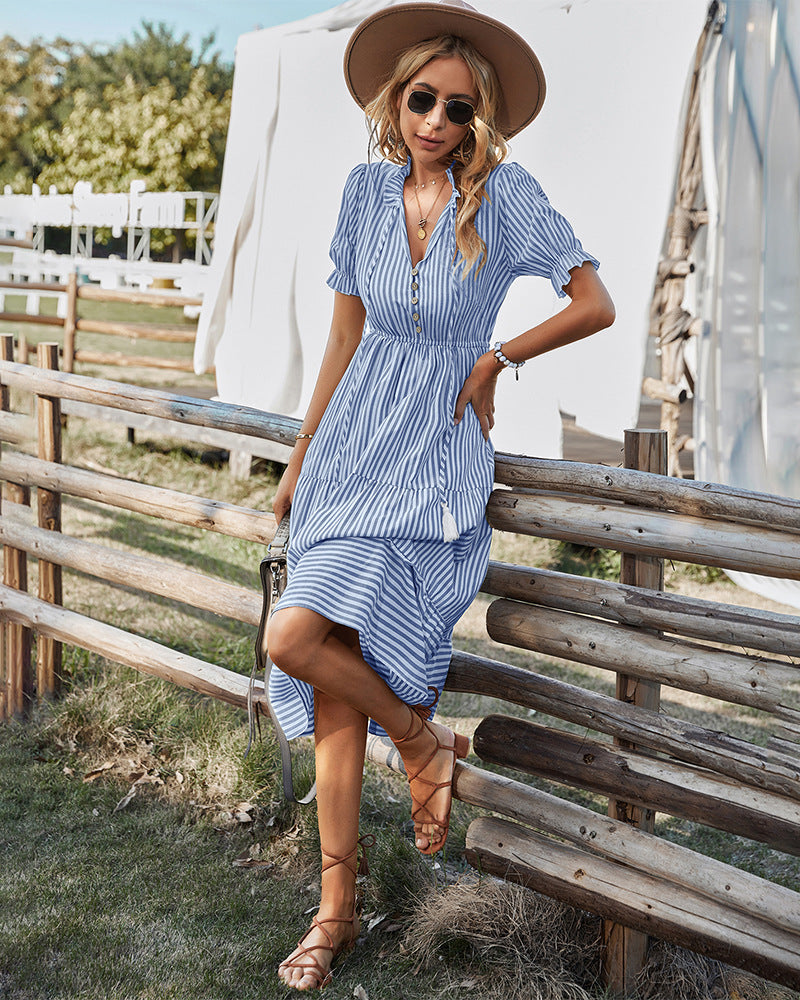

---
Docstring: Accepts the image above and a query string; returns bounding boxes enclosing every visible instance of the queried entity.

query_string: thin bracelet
[295,432,314,440]
[492,341,525,381]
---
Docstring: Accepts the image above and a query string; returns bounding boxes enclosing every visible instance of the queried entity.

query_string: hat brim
[344,2,545,138]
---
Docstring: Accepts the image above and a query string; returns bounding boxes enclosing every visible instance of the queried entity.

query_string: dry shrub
[637,941,725,1000]
[402,877,601,1000]
[639,941,800,1000]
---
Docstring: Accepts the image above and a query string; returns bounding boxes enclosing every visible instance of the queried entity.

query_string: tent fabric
[195,0,708,458]
[693,0,800,610]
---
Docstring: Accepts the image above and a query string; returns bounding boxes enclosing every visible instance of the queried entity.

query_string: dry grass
[403,878,601,1000]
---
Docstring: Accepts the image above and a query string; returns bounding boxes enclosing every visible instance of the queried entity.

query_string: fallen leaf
[63,766,74,777]
[175,771,184,784]
[113,787,137,812]
[83,762,115,783]
[353,986,369,1000]
[134,773,163,787]
[367,913,388,932]
[232,848,273,869]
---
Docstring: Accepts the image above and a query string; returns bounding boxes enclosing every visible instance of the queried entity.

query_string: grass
[1,367,799,997]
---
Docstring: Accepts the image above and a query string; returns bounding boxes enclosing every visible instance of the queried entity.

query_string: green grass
[1,356,799,998]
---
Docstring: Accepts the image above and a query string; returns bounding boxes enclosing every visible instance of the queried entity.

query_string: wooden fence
[1,344,798,996]
[0,272,202,375]
[0,286,291,475]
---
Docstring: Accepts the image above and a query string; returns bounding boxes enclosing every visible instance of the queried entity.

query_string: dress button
[411,267,419,275]
[412,312,419,321]
[411,282,418,290]
[415,326,422,333]
[411,296,418,304]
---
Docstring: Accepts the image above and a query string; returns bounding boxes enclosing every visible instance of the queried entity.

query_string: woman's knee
[267,608,320,679]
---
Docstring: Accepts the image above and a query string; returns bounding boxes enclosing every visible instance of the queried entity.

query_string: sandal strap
[320,833,376,878]
[281,913,356,989]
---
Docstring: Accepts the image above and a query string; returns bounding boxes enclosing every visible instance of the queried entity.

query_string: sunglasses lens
[446,100,474,126]
[406,91,475,126]
[407,91,436,115]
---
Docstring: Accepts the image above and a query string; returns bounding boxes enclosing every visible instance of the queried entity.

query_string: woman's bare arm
[455,262,615,439]
[272,292,366,521]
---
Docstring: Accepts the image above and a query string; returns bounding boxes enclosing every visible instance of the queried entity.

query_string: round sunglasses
[406,90,476,127]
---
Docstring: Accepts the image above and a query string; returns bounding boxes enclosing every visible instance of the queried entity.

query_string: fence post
[602,428,667,995]
[1,334,33,717]
[62,271,78,373]
[36,342,63,699]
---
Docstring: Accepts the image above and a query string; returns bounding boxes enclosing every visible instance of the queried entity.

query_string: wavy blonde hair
[365,34,509,277]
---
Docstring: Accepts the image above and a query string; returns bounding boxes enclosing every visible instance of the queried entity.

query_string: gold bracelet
[295,432,314,440]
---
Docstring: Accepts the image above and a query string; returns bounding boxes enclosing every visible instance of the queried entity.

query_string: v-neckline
[401,163,457,267]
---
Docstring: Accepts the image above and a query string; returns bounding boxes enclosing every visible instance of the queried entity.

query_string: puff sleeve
[494,162,599,297]
[326,163,368,296]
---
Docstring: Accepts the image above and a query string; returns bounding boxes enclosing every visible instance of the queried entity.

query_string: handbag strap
[246,511,317,805]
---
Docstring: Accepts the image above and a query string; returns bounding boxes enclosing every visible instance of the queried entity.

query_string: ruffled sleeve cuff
[326,269,360,296]
[549,248,600,298]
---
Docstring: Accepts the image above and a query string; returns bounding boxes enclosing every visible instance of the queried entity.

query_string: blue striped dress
[270,158,598,739]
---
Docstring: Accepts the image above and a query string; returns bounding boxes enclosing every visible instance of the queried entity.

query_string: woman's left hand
[454,352,502,440]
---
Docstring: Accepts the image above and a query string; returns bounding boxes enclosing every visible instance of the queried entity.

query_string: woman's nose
[426,100,447,128]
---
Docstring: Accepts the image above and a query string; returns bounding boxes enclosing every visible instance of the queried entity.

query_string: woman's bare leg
[278,675,368,990]
[268,607,461,852]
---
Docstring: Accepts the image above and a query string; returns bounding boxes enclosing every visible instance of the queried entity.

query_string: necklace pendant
[417,226,427,240]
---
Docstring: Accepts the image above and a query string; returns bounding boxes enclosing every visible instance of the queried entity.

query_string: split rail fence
[0,281,290,473]
[1,344,799,995]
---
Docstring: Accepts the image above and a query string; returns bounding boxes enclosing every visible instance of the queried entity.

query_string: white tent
[690,0,800,609]
[195,0,709,458]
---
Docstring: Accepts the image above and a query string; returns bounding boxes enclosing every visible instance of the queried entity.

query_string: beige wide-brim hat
[344,0,546,138]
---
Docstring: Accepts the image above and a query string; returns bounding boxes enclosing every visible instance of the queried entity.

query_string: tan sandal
[278,835,374,990]
[394,704,469,856]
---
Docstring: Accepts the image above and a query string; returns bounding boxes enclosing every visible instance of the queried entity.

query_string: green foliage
[549,540,622,580]
[0,22,232,197]
[0,36,64,188]
[59,22,232,104]
[34,69,231,194]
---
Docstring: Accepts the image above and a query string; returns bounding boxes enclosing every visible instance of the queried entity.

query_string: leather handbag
[246,511,317,804]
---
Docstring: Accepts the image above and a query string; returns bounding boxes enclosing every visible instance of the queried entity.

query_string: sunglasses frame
[406,89,476,127]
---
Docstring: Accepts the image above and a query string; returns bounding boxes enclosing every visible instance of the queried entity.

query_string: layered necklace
[411,171,448,240]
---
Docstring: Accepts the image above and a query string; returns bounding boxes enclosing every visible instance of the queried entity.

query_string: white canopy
[691,0,800,610]
[195,0,708,458]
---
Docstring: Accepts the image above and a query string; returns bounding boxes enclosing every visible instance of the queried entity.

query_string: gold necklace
[414,171,446,191]
[411,176,448,240]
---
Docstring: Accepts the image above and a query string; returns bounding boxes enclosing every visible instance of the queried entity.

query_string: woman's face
[397,55,478,170]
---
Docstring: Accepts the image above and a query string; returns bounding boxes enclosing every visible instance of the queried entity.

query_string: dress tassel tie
[441,501,459,543]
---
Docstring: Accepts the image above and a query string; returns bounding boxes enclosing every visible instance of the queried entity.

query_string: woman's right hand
[272,461,299,524]
[272,440,312,523]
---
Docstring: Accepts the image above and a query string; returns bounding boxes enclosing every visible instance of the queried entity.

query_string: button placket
[411,266,421,333]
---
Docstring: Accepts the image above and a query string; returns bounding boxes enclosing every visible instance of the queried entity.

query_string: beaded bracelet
[493,341,525,381]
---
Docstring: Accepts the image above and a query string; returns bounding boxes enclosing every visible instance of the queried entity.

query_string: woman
[268,1,615,990]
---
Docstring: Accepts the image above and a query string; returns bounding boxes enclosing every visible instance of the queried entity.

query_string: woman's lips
[416,134,443,150]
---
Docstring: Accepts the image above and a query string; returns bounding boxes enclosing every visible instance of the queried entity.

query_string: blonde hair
[365,35,509,277]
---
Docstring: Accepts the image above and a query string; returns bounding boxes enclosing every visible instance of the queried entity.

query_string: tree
[60,22,232,107]
[1,21,233,194]
[34,68,231,194]
[0,36,63,189]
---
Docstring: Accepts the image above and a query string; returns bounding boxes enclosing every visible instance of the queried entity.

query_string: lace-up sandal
[394,706,469,856]
[278,835,373,991]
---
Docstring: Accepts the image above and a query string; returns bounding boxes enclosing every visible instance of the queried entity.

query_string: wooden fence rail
[0,273,203,374]
[2,351,800,994]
